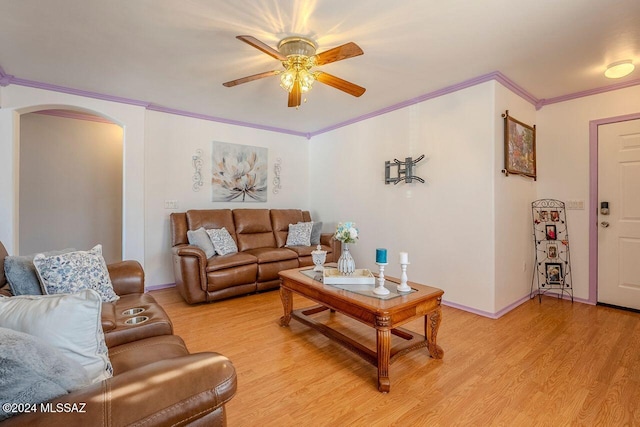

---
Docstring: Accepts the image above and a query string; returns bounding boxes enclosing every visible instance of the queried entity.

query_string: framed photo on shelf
[545,263,563,284]
[547,244,558,259]
[550,210,560,222]
[502,110,536,180]
[539,210,549,222]
[545,225,557,240]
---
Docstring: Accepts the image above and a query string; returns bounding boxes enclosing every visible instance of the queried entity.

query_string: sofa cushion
[207,227,239,256]
[33,245,119,303]
[108,335,189,375]
[187,227,216,258]
[233,209,277,251]
[286,222,313,246]
[243,247,298,264]
[206,252,258,272]
[0,327,91,421]
[0,289,113,383]
[285,244,333,258]
[270,209,304,247]
[186,209,237,238]
[4,248,75,296]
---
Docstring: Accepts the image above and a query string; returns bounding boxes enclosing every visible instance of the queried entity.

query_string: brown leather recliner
[171,208,340,304]
[0,241,237,426]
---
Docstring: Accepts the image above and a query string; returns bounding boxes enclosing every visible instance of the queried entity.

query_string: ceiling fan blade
[288,79,301,108]
[314,42,363,65]
[316,72,366,97]
[236,35,287,61]
[222,70,279,87]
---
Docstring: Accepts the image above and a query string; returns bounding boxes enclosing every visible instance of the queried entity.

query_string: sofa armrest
[320,234,341,263]
[107,260,144,295]
[1,352,237,427]
[171,244,209,304]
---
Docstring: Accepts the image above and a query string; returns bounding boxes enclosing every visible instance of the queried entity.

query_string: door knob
[601,221,610,228]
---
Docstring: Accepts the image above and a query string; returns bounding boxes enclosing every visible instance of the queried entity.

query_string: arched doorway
[18,109,123,263]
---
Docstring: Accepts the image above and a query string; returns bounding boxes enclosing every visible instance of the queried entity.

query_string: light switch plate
[566,200,584,210]
[164,200,179,209]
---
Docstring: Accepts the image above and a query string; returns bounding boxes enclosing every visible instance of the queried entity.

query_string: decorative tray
[323,268,375,285]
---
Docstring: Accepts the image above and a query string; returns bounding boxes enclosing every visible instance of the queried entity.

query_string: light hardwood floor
[151,287,640,426]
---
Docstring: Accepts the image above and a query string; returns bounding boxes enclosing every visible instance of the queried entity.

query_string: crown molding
[1,64,638,138]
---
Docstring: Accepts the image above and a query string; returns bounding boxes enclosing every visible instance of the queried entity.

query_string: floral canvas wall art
[211,141,267,202]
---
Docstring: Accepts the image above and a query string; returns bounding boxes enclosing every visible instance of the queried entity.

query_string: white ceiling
[1,0,639,134]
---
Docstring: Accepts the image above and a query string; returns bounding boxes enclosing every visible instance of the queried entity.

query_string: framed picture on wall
[545,225,557,240]
[502,110,536,180]
[550,210,560,222]
[547,244,558,259]
[545,262,562,284]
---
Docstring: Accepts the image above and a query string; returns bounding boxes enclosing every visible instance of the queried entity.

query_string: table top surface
[279,266,444,314]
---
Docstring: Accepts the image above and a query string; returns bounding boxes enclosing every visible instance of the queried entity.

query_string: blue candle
[376,248,387,263]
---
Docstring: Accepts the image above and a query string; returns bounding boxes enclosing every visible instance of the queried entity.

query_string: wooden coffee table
[278,267,444,392]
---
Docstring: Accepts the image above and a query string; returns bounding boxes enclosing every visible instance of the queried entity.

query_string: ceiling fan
[223,35,366,108]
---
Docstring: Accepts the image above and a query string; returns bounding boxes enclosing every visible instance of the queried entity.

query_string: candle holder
[374,262,390,295]
[397,262,412,292]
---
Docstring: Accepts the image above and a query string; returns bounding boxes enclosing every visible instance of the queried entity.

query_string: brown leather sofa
[0,241,237,426]
[171,208,340,304]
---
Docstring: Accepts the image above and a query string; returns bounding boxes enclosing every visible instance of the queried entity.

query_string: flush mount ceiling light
[223,35,366,108]
[604,60,635,79]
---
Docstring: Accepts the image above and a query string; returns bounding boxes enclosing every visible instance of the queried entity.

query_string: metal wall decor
[192,149,204,191]
[385,155,425,185]
[273,157,282,194]
[530,199,573,302]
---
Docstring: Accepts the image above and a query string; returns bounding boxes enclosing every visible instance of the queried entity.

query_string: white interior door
[598,119,640,310]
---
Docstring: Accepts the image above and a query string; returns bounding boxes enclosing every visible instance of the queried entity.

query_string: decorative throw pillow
[310,221,323,245]
[187,227,216,258]
[0,327,91,421]
[286,222,313,246]
[33,244,119,302]
[0,289,112,383]
[4,248,75,296]
[206,227,238,256]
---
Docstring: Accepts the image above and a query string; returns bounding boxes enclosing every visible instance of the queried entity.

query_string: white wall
[493,83,538,312]
[144,110,309,286]
[18,113,123,263]
[0,85,146,263]
[536,85,640,301]
[309,82,498,312]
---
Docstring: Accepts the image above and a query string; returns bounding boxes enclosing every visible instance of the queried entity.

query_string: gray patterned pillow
[187,227,216,258]
[286,222,313,246]
[33,245,119,302]
[206,227,238,256]
[4,248,75,296]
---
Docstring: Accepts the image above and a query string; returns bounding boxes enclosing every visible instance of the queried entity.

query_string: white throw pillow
[0,289,113,383]
[33,244,119,302]
[286,222,313,246]
[206,227,238,256]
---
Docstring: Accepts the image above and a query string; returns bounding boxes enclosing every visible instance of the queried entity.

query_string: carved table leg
[280,286,292,327]
[425,307,444,359]
[376,328,391,393]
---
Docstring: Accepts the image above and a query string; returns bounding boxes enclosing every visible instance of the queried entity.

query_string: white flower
[349,228,358,239]
[334,221,359,244]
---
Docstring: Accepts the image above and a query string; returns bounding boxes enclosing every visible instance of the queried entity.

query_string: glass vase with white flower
[334,222,358,275]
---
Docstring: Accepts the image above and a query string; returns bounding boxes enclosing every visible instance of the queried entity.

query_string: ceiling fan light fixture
[279,69,297,92]
[604,60,635,79]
